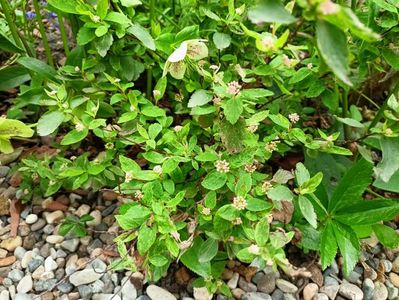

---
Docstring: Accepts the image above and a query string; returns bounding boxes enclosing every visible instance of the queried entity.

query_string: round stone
[276,279,298,293]
[339,282,363,300]
[303,283,318,300]
[390,272,399,288]
[257,272,276,294]
[25,214,38,225]
[46,235,64,244]
[146,285,177,300]
[8,269,24,282]
[17,275,33,293]
[373,282,388,300]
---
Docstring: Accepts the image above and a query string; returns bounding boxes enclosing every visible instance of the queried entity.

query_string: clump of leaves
[59,214,95,237]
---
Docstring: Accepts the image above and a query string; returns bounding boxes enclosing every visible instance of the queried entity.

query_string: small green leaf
[149,255,169,267]
[95,32,113,57]
[295,163,310,186]
[332,222,359,276]
[18,57,57,80]
[137,225,157,255]
[204,191,217,209]
[269,114,290,129]
[47,0,79,14]
[213,32,231,50]
[298,195,317,228]
[248,0,296,24]
[37,111,65,136]
[320,221,337,270]
[373,224,399,249]
[255,217,270,246]
[235,173,252,196]
[199,238,218,263]
[299,172,323,195]
[188,90,213,108]
[202,171,227,190]
[217,205,240,221]
[60,128,88,145]
[223,98,243,124]
[127,24,156,50]
[267,185,294,202]
[246,198,272,211]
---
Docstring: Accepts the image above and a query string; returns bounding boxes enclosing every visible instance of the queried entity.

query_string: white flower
[288,113,300,124]
[261,36,274,49]
[74,66,80,72]
[265,141,279,152]
[153,165,163,174]
[49,90,57,96]
[213,96,222,105]
[319,0,339,15]
[233,196,247,210]
[153,90,161,98]
[202,207,211,216]
[248,124,258,133]
[261,181,273,193]
[232,217,243,225]
[227,81,241,95]
[174,125,183,132]
[215,160,230,173]
[125,171,133,183]
[92,15,101,23]
[134,190,143,200]
[307,63,313,69]
[248,244,260,255]
[114,78,121,83]
[175,93,184,102]
[244,163,257,173]
[282,55,292,67]
[75,123,85,132]
[385,128,393,136]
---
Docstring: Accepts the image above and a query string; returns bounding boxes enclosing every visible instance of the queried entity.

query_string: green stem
[32,0,54,66]
[342,88,350,140]
[367,101,388,132]
[57,14,70,56]
[0,0,24,48]
[147,68,153,101]
[149,0,155,32]
[351,0,357,10]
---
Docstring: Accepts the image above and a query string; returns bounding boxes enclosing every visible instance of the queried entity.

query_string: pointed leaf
[248,0,296,24]
[298,195,317,228]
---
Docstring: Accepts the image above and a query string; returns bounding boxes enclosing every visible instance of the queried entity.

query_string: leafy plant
[0,118,33,153]
[59,214,95,237]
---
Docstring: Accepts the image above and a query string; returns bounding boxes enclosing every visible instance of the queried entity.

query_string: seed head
[92,15,101,23]
[385,128,393,136]
[134,190,143,200]
[265,141,279,153]
[153,165,163,174]
[213,96,222,105]
[282,55,292,67]
[215,160,230,173]
[174,125,183,132]
[233,196,247,210]
[248,124,258,133]
[202,207,211,216]
[244,163,257,173]
[261,181,273,193]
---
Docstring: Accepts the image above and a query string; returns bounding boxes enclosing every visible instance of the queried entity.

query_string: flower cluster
[227,81,241,95]
[215,160,230,173]
[233,196,247,210]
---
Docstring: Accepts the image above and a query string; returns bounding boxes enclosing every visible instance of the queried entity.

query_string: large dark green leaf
[320,221,337,270]
[328,159,373,213]
[335,199,399,225]
[316,20,352,86]
[0,66,30,91]
[18,57,57,80]
[248,0,297,24]
[0,32,24,53]
[373,170,399,193]
[332,222,359,276]
[181,237,212,278]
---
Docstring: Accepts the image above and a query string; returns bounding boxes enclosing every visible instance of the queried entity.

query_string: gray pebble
[33,278,57,292]
[8,269,24,282]
[283,294,296,300]
[363,278,374,300]
[374,282,388,300]
[31,219,46,231]
[239,277,257,292]
[28,257,44,273]
[0,166,10,177]
[61,239,80,252]
[314,294,329,300]
[43,224,55,235]
[339,282,363,300]
[15,294,32,300]
[78,285,93,300]
[275,279,298,293]
[320,284,339,299]
[257,272,276,294]
[58,282,74,293]
[242,292,272,300]
[271,289,284,300]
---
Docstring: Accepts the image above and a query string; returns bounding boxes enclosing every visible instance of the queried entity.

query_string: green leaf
[18,57,57,80]
[246,198,272,211]
[0,32,24,53]
[235,173,252,196]
[248,0,297,24]
[0,119,34,138]
[223,98,243,124]
[115,204,151,230]
[95,33,113,57]
[119,155,141,173]
[137,225,157,255]
[188,90,213,108]
[59,167,85,177]
[141,105,165,117]
[371,0,398,13]
[204,191,217,209]
[373,170,399,193]
[373,224,399,249]
[295,163,310,186]
[201,171,227,190]
[96,0,108,19]
[181,237,211,278]
[217,205,240,221]
[255,217,270,247]
[153,76,167,101]
[198,238,218,263]
[299,172,323,195]
[269,114,290,129]
[382,48,399,70]
[267,185,294,202]
[167,61,186,79]
[320,221,337,270]
[332,222,359,276]
[60,128,88,145]
[95,25,109,37]
[150,255,169,267]
[374,137,399,183]
[236,247,257,263]
[37,111,65,136]
[127,24,156,50]
[298,195,317,228]
[120,0,142,7]
[328,159,373,213]
[0,66,30,91]
[336,117,364,128]
[47,0,79,14]
[316,20,352,86]
[77,27,96,45]
[213,32,231,50]
[335,199,399,225]
[219,119,246,154]
[59,223,75,236]
[321,6,380,42]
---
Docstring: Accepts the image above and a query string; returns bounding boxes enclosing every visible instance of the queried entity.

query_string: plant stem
[342,88,350,140]
[146,0,155,100]
[0,0,24,49]
[32,0,54,66]
[57,14,70,56]
[351,0,357,10]
[367,100,388,132]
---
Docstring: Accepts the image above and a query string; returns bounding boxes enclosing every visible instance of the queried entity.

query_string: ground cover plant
[1,0,399,296]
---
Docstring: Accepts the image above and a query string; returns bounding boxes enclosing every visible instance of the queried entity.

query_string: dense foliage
[1,0,399,295]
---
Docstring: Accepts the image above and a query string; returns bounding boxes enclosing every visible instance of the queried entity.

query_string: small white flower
[92,15,101,23]
[114,78,121,83]
[175,93,184,102]
[215,160,230,173]
[202,207,211,216]
[228,236,235,242]
[261,181,273,193]
[125,171,133,183]
[24,189,30,195]
[248,244,260,255]
[210,65,219,71]
[232,218,243,225]
[153,165,163,174]
[62,103,69,109]
[385,128,393,136]
[49,90,57,96]
[75,123,85,132]
[261,36,274,49]
[319,0,339,15]
[70,156,77,161]
[227,81,242,95]
[174,125,183,132]
[244,163,257,173]
[282,55,292,67]
[179,239,193,250]
[74,66,80,72]
[307,63,313,69]
[153,90,161,98]
[265,141,279,152]
[130,105,136,112]
[213,96,222,105]
[248,124,258,133]
[134,190,143,200]
[288,113,300,124]
[233,196,247,210]
[105,142,114,150]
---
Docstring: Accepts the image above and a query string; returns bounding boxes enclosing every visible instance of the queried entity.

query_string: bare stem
[32,0,54,66]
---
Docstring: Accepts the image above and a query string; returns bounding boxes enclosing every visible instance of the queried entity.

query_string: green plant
[0,118,33,153]
[59,214,95,237]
